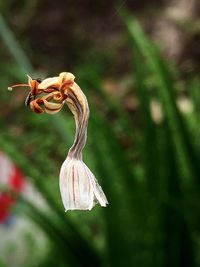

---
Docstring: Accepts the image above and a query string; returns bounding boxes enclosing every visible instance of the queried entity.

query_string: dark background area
[0,1,200,267]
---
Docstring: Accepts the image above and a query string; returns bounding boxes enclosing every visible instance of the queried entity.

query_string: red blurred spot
[10,166,25,192]
[0,194,15,223]
[0,152,26,224]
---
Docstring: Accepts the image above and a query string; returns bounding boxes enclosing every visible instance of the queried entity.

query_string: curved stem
[66,85,90,160]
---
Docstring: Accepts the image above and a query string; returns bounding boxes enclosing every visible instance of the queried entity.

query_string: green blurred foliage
[0,1,200,267]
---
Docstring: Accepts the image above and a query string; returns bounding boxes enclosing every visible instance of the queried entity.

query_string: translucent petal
[59,158,108,211]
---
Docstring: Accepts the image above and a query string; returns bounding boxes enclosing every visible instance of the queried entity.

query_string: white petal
[83,163,108,207]
[59,157,108,211]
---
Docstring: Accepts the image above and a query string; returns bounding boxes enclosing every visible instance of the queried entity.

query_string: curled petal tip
[43,99,63,114]
[8,87,13,91]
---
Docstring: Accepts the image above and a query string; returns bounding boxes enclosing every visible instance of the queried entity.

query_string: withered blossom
[8,72,108,211]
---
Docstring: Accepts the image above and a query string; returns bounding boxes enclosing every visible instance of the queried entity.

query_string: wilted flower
[9,72,108,211]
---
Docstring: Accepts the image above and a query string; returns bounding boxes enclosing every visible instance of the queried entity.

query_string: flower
[8,72,108,211]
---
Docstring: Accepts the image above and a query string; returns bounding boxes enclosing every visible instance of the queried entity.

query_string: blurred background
[0,0,200,266]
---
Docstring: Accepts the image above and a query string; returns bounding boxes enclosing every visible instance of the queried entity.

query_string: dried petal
[43,99,63,114]
[30,100,44,114]
[59,72,75,84]
[38,77,60,90]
